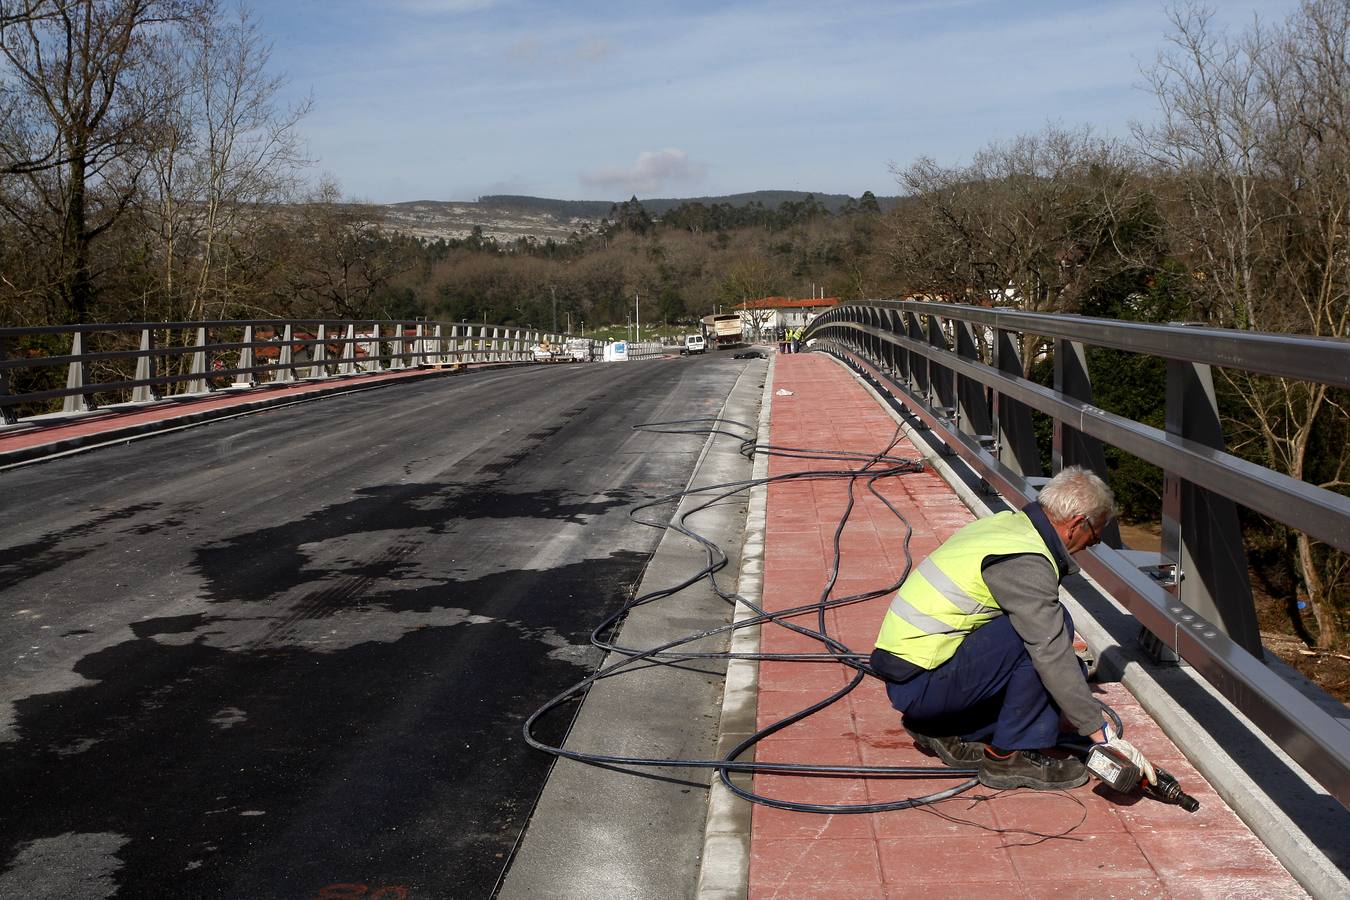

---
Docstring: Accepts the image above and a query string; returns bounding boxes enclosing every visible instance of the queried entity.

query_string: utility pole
[635,292,640,342]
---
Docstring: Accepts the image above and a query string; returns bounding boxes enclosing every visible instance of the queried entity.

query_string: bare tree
[185,2,308,318]
[278,178,409,320]
[718,251,783,308]
[140,1,309,321]
[888,126,1160,373]
[1139,1,1350,647]
[0,0,200,320]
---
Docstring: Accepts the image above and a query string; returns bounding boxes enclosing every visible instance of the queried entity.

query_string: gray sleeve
[983,554,1101,736]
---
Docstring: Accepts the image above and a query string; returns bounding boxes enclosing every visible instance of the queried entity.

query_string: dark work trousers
[883,609,1075,751]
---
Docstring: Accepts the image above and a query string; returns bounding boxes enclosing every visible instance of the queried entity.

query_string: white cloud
[579,149,708,196]
[509,35,542,61]
[576,38,614,62]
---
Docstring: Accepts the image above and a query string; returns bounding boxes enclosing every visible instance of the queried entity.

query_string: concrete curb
[497,357,765,900]
[0,364,533,469]
[835,353,1350,900]
[695,355,774,900]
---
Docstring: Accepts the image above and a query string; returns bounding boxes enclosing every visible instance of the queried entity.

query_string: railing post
[875,312,886,368]
[235,325,256,387]
[366,323,383,372]
[339,324,357,375]
[993,328,1040,477]
[132,328,158,402]
[0,333,19,424]
[905,311,927,398]
[307,324,328,379]
[184,326,210,393]
[926,315,956,419]
[273,324,296,383]
[432,324,445,365]
[954,320,992,442]
[1052,337,1118,546]
[389,323,405,369]
[414,322,426,367]
[881,309,901,378]
[1162,359,1262,655]
[62,331,95,413]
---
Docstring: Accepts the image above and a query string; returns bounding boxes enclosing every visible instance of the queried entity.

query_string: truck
[700,313,744,350]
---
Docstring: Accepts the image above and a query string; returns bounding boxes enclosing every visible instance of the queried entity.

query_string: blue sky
[258,0,1299,203]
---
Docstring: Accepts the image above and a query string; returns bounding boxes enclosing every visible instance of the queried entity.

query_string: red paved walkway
[749,353,1304,899]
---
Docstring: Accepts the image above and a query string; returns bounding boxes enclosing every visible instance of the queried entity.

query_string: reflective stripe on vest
[875,511,1057,670]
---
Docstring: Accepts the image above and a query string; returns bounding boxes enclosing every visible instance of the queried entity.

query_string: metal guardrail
[0,319,661,423]
[804,300,1350,808]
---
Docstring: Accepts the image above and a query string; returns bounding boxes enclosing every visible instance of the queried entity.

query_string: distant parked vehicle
[700,314,743,350]
[682,334,707,355]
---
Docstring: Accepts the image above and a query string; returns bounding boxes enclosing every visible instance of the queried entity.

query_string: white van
[683,334,706,355]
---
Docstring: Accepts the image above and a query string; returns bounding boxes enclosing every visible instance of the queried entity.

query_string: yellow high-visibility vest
[875,511,1057,670]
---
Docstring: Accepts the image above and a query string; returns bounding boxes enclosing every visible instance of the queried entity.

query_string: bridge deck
[0,353,1315,896]
[750,353,1303,898]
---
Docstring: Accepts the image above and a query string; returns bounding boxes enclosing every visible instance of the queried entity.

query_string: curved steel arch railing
[804,300,1350,808]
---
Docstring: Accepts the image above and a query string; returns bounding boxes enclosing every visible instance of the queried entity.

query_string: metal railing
[0,319,652,423]
[804,299,1350,807]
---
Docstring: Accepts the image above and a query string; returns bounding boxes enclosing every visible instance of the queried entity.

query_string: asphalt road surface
[0,354,754,899]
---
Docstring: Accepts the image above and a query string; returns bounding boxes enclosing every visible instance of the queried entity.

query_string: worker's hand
[1096,722,1157,785]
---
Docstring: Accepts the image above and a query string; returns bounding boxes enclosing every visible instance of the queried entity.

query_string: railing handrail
[829,318,1350,552]
[0,317,523,337]
[843,299,1350,388]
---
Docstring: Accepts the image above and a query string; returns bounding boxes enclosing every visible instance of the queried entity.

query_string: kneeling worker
[870,466,1152,790]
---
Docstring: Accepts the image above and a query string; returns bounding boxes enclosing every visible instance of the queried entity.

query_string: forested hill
[466,190,901,218]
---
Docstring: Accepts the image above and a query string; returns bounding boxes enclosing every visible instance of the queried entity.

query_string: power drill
[1085,744,1200,812]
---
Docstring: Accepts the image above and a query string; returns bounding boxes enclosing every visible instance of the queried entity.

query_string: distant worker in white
[871,467,1155,790]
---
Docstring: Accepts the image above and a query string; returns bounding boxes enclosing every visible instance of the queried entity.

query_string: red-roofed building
[735,296,841,340]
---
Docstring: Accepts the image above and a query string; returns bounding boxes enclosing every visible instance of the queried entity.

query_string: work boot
[903,724,986,768]
[978,747,1089,790]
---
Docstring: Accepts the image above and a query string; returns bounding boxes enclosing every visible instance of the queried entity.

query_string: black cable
[522,414,1115,816]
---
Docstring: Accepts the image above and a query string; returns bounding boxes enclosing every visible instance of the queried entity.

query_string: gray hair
[1038,466,1116,526]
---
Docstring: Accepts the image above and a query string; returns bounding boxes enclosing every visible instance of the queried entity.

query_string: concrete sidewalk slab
[737,353,1307,899]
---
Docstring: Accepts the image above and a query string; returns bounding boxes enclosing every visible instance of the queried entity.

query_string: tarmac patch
[0,831,128,899]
